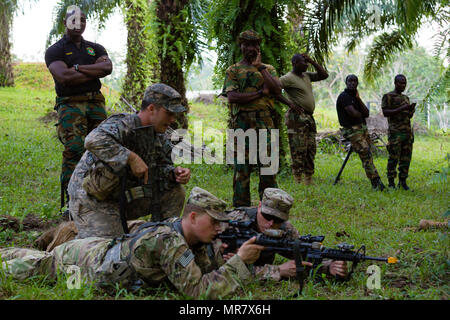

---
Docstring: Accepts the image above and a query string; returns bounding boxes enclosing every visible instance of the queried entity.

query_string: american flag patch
[178,249,194,268]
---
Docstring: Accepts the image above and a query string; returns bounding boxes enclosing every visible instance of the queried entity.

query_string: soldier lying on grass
[0,188,263,299]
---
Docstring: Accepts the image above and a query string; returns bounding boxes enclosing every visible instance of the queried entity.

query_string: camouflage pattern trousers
[0,237,114,287]
[285,109,317,177]
[341,124,380,181]
[387,131,414,180]
[55,92,107,197]
[231,112,278,207]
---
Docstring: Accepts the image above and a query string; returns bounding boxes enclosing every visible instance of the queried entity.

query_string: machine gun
[218,220,398,294]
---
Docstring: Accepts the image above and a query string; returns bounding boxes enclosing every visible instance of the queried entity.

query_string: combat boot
[371,177,385,191]
[388,178,396,189]
[398,178,410,191]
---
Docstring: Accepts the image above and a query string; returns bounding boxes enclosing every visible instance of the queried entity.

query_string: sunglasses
[261,212,285,224]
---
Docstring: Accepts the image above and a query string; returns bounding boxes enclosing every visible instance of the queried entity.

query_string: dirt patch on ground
[39,110,58,124]
[0,214,62,232]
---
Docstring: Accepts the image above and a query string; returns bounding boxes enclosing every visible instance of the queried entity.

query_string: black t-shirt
[45,35,108,97]
[336,89,365,128]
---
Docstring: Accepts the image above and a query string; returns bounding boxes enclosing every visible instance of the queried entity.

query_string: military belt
[125,185,153,203]
[55,91,104,105]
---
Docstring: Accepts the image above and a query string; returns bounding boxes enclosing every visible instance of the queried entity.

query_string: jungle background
[0,0,448,300]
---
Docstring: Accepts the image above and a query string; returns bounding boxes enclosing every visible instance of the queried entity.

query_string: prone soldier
[220,188,348,281]
[0,188,264,299]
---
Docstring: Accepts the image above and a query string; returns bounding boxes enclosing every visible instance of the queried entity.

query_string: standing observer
[279,53,328,185]
[223,30,280,207]
[45,6,112,209]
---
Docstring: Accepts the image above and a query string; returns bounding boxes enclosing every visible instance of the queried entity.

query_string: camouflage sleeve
[253,264,282,281]
[160,236,252,299]
[224,66,239,94]
[266,64,278,78]
[84,115,132,173]
[381,94,390,111]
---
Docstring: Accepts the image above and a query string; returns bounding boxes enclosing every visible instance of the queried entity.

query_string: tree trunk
[122,0,153,109]
[156,0,189,129]
[0,8,14,87]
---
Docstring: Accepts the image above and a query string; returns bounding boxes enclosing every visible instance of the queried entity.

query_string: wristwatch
[74,64,79,72]
[257,65,267,72]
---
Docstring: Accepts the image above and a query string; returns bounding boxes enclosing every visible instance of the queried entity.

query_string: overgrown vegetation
[0,64,448,300]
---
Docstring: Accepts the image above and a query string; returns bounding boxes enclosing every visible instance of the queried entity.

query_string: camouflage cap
[238,29,261,44]
[260,188,293,221]
[187,187,228,221]
[142,83,186,113]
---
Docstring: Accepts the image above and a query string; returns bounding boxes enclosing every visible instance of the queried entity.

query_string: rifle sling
[293,240,306,295]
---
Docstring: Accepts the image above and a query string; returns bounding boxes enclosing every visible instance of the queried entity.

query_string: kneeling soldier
[68,83,191,238]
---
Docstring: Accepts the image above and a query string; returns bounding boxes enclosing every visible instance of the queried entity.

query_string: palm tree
[0,0,18,87]
[299,0,449,82]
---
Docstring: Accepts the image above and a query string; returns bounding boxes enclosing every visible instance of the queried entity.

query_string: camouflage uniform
[69,84,186,239]
[0,188,253,299]
[281,71,322,179]
[55,93,108,200]
[224,30,278,207]
[222,188,331,281]
[382,91,414,180]
[284,109,317,178]
[341,124,380,180]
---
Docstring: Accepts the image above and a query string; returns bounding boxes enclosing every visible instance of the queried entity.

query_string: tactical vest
[98,219,217,291]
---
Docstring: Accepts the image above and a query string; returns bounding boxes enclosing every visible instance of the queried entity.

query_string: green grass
[0,64,449,300]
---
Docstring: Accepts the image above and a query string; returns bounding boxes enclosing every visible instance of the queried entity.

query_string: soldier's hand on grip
[128,151,148,184]
[237,236,264,264]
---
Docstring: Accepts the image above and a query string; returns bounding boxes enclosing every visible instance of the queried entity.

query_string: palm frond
[47,0,122,46]
[363,30,414,83]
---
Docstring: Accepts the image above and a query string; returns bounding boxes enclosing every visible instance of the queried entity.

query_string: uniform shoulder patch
[87,47,96,56]
[177,249,195,268]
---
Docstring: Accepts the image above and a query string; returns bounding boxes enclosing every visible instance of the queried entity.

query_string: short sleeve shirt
[45,35,108,97]
[280,71,320,114]
[223,62,278,115]
[336,89,364,128]
[381,91,412,133]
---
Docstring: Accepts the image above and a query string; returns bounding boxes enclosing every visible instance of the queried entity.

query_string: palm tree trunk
[156,0,189,129]
[122,0,153,108]
[0,6,14,87]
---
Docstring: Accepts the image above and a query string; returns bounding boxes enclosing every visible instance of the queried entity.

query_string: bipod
[333,146,353,185]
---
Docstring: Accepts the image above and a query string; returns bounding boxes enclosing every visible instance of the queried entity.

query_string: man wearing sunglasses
[222,188,348,281]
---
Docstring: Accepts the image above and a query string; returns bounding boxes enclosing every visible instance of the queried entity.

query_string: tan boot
[304,174,313,185]
[419,219,449,230]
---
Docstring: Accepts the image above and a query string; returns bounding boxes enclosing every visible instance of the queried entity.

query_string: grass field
[0,64,448,300]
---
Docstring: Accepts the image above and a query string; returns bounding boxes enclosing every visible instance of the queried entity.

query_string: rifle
[218,220,398,294]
